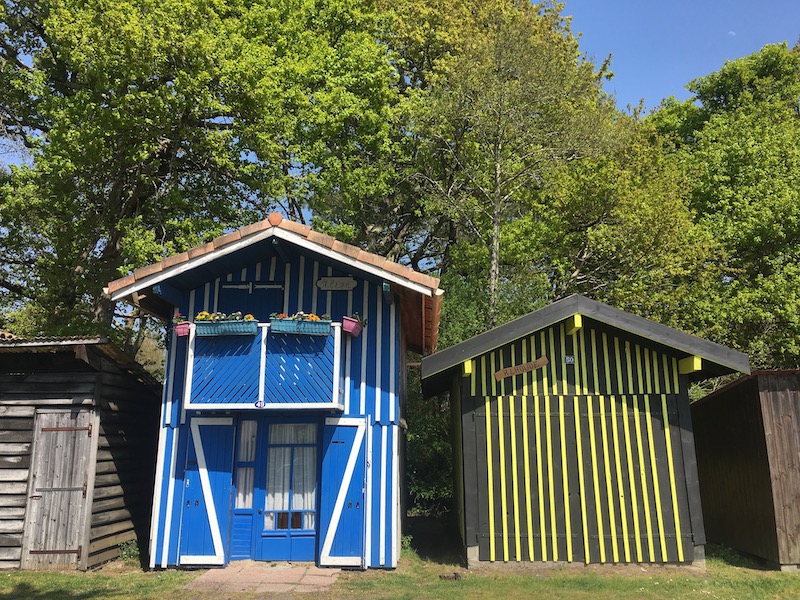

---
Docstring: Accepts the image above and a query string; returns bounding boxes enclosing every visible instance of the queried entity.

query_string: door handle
[258,509,263,514]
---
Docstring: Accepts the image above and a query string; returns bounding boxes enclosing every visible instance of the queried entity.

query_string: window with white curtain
[264,423,317,531]
[236,420,257,509]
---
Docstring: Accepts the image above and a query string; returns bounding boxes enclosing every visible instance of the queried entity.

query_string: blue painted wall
[148,250,404,569]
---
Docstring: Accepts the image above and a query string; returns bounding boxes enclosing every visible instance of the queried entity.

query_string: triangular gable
[106,213,442,354]
[421,294,750,396]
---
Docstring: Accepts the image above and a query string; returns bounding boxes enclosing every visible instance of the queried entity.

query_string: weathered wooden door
[21,409,95,570]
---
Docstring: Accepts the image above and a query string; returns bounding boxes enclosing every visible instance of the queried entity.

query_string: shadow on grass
[405,514,463,565]
[0,583,98,600]
[706,543,773,571]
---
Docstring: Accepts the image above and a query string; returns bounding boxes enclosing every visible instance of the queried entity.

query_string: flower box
[270,318,332,336]
[342,316,363,338]
[175,322,191,337]
[195,320,259,337]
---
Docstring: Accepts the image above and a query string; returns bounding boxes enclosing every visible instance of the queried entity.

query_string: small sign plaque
[494,356,549,381]
[564,355,575,365]
[316,277,357,291]
[254,400,266,408]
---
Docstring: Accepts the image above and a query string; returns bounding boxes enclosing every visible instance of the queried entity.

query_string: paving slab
[185,561,341,596]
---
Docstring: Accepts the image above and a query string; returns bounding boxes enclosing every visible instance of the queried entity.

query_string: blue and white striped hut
[107,213,442,569]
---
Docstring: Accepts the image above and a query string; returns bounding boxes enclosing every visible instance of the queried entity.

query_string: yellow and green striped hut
[420,295,749,566]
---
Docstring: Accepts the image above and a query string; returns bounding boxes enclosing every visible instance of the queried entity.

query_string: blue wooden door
[319,418,367,567]
[254,422,319,561]
[179,417,234,566]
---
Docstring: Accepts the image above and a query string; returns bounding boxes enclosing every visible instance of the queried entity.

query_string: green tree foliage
[650,43,800,367]
[413,1,617,328]
[0,0,395,343]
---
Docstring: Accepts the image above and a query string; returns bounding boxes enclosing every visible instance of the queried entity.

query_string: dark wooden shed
[692,370,800,570]
[0,337,161,570]
[421,295,750,567]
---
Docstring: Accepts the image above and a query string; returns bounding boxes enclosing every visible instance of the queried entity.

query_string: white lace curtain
[265,424,317,530]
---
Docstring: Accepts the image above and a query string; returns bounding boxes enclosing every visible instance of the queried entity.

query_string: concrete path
[184,560,341,596]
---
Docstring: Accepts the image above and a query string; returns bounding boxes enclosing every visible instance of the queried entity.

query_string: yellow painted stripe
[610,395,631,562]
[599,395,619,562]
[485,395,495,561]
[663,355,672,395]
[574,396,590,563]
[481,355,488,397]
[522,395,534,560]
[574,324,584,396]
[491,352,498,397]
[522,339,529,396]
[509,396,521,561]
[498,396,509,561]
[541,332,550,400]
[559,395,573,561]
[471,356,477,396]
[510,345,518,396]
[652,352,661,394]
[579,327,589,394]
[535,394,547,561]
[635,345,645,395]
[595,331,605,396]
[545,394,558,561]
[644,395,668,562]
[559,324,568,395]
[633,395,655,561]
[548,328,558,396]
[587,395,606,562]
[621,396,643,561]
[671,358,680,397]
[611,335,623,396]
[661,394,685,562]
[644,348,653,394]
[498,351,506,397]
[624,341,635,394]
[530,335,539,396]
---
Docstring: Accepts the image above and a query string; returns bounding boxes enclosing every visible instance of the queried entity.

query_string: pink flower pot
[342,316,363,338]
[175,322,191,337]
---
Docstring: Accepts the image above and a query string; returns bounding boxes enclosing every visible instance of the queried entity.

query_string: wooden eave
[421,294,751,397]
[106,212,442,355]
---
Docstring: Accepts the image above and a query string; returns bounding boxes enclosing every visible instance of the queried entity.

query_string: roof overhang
[421,294,751,397]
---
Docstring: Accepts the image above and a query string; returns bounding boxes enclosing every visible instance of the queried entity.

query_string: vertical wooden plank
[633,395,656,561]
[497,397,509,561]
[621,396,643,562]
[574,396,590,563]
[586,396,605,562]
[599,395,619,563]
[509,397,521,561]
[484,396,496,561]
[545,394,557,561]
[521,395,534,561]
[558,396,573,561]
[644,395,668,562]
[611,396,632,562]
[534,394,547,561]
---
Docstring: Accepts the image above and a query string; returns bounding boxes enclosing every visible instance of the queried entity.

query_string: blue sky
[564,0,800,112]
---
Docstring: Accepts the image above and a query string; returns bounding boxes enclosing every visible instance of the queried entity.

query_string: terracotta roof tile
[133,261,164,280]
[332,240,361,260]
[278,219,312,236]
[213,230,242,248]
[239,219,272,238]
[108,273,136,293]
[162,251,190,269]
[305,230,336,249]
[187,241,215,259]
[267,212,283,226]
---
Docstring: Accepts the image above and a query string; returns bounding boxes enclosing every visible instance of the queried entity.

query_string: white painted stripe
[258,327,267,405]
[213,279,220,313]
[332,325,342,406]
[326,265,333,312]
[179,418,232,565]
[182,326,196,412]
[188,290,196,325]
[375,293,383,423]
[164,328,177,427]
[365,418,373,566]
[186,401,345,411]
[241,267,247,281]
[255,262,262,281]
[148,406,169,568]
[320,420,366,566]
[389,302,396,423]
[161,427,180,568]
[392,424,400,567]
[326,417,366,426]
[298,256,305,311]
[283,264,291,313]
[379,424,387,566]
[311,261,319,314]
[269,257,277,280]
[343,287,354,415]
[360,284,369,416]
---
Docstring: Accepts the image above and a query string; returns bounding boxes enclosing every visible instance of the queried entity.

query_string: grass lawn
[2,541,800,599]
